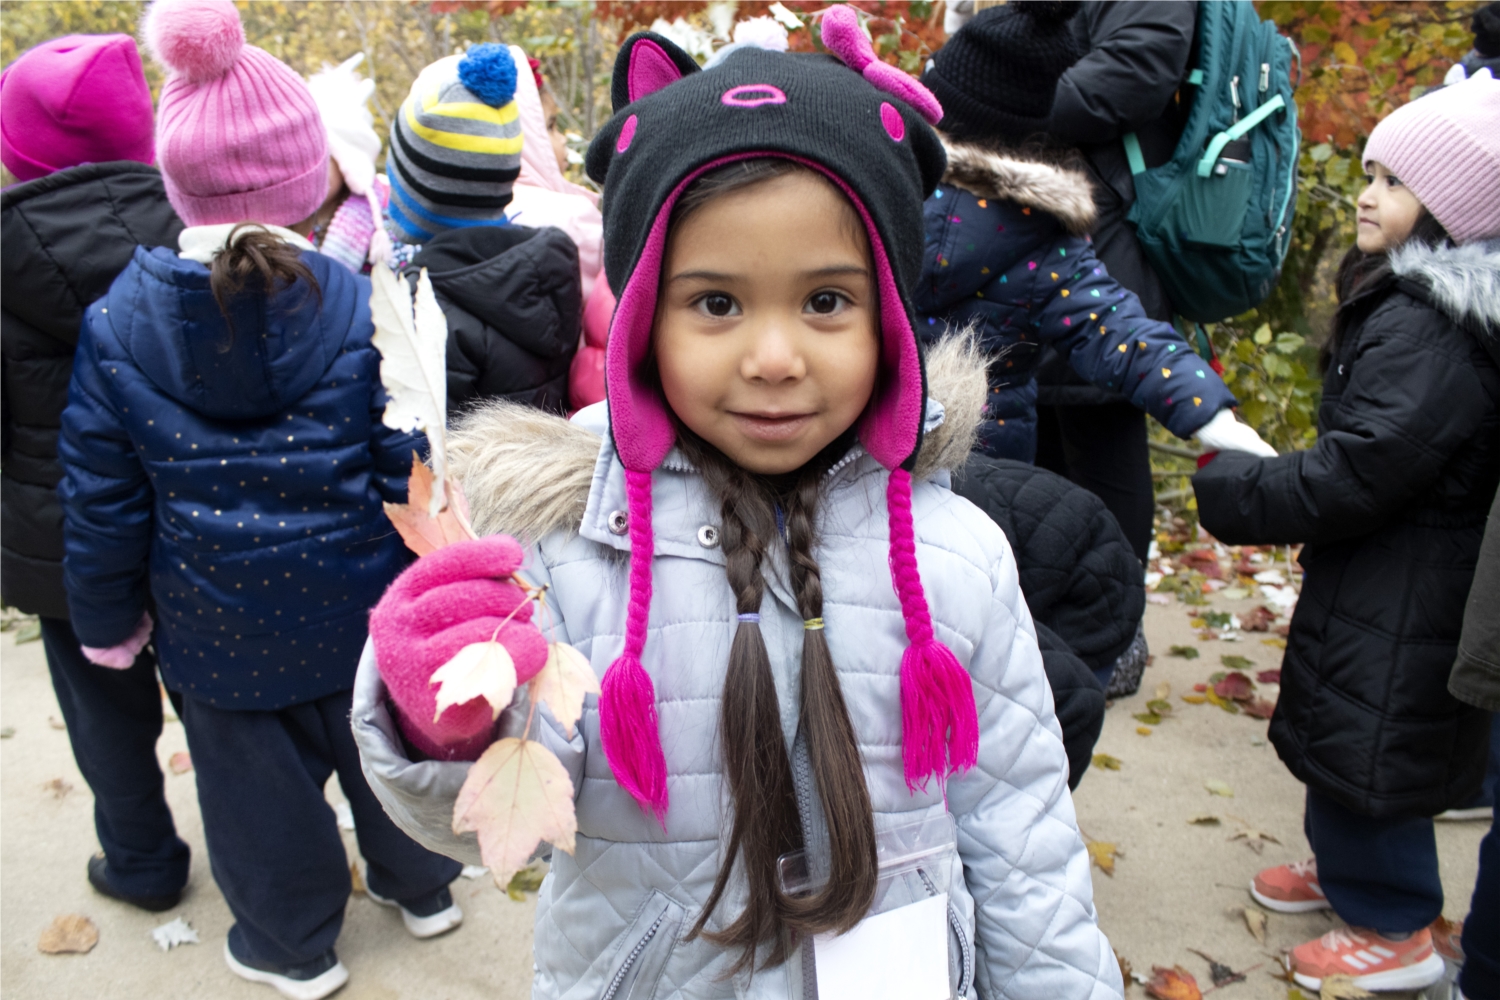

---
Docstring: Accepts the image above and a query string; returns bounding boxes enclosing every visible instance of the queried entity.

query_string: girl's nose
[740,320,806,384]
[1356,183,1377,210]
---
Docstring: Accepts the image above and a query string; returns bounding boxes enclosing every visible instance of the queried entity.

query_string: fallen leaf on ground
[1256,669,1282,684]
[1169,645,1201,660]
[529,642,600,738]
[1318,974,1375,999]
[335,801,355,831]
[151,917,199,952]
[1181,550,1224,579]
[168,751,193,775]
[1134,713,1162,725]
[1243,698,1277,720]
[1187,814,1221,825]
[505,861,547,901]
[1145,964,1202,1000]
[350,862,365,894]
[1137,726,1154,736]
[1241,906,1267,942]
[1190,617,1208,628]
[1240,606,1278,632]
[453,737,578,888]
[1201,610,1234,629]
[38,914,98,954]
[1228,828,1281,853]
[1262,638,1287,649]
[47,715,65,730]
[42,778,72,799]
[431,640,518,722]
[1181,694,1208,705]
[1146,699,1174,715]
[1148,593,1172,605]
[1204,688,1241,714]
[1188,949,1246,988]
[0,726,14,739]
[1220,587,1249,600]
[1214,671,1256,702]
[460,864,489,879]
[1220,655,1254,671]
[1086,840,1119,876]
[1204,779,1234,797]
[1288,991,1315,1000]
[1155,681,1172,700]
[1193,683,1208,692]
[1116,951,1133,988]
[1092,753,1123,771]
[1197,629,1220,642]
[15,619,41,643]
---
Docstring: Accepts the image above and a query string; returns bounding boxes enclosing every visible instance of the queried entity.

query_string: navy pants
[40,617,190,898]
[180,690,461,967]
[1461,810,1499,1000]
[1304,788,1442,935]
[1035,402,1154,564]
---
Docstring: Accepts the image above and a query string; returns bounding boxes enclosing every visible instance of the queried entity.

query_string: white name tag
[813,892,950,1000]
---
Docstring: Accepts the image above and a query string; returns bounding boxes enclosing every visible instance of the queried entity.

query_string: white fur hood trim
[940,139,1097,236]
[1390,238,1500,333]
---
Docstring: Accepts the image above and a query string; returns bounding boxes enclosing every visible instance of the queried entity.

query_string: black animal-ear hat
[581,9,977,826]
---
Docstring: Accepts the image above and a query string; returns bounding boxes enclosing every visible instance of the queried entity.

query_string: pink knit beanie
[0,35,155,182]
[143,0,328,227]
[1363,73,1500,244]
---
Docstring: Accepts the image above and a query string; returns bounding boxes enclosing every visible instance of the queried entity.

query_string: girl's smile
[653,168,879,475]
[1355,161,1422,254]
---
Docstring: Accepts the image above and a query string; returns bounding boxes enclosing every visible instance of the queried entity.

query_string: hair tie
[803,618,825,631]
[737,613,761,624]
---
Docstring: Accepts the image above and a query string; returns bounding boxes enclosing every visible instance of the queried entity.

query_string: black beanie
[1474,2,1500,58]
[921,1,1083,143]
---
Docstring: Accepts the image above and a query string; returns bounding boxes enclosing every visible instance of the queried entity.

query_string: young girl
[59,2,463,996]
[1194,75,1500,994]
[354,18,1123,999]
[305,52,391,274]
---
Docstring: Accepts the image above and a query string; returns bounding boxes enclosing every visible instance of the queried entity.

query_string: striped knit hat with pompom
[387,44,524,244]
[583,8,978,822]
[142,0,328,227]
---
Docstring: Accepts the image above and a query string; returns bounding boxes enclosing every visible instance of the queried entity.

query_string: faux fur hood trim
[1390,238,1500,334]
[448,330,990,541]
[940,139,1097,236]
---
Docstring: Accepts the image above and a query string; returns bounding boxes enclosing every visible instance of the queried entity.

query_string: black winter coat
[1451,319,1500,712]
[1,163,183,619]
[1038,0,1195,406]
[1194,239,1500,817]
[411,224,581,416]
[953,454,1146,787]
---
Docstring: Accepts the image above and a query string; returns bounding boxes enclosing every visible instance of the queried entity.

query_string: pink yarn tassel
[887,468,980,791]
[598,468,670,822]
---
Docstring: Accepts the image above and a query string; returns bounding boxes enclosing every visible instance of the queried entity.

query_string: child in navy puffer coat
[58,3,461,997]
[917,3,1272,463]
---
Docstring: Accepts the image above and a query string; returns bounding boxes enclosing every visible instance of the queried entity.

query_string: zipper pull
[1260,63,1270,93]
[1230,75,1241,121]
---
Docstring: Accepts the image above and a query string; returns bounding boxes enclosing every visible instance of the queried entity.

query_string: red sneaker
[1251,858,1333,913]
[1431,916,1464,963]
[1289,926,1445,992]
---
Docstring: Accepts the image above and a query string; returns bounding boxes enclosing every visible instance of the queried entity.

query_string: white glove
[1194,408,1277,458]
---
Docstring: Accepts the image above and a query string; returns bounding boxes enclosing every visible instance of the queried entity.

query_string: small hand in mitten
[370,535,549,761]
[1194,408,1278,458]
[81,611,154,669]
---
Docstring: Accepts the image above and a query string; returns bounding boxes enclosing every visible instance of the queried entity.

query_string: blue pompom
[458,43,517,108]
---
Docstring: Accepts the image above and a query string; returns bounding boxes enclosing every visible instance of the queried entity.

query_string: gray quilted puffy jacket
[351,340,1124,1000]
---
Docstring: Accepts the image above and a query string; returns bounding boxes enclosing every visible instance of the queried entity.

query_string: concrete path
[2,594,1486,999]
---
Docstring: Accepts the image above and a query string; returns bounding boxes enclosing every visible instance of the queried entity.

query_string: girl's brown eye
[703,294,734,317]
[808,291,842,314]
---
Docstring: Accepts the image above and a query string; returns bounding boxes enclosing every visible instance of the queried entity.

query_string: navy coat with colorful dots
[913,146,1236,462]
[59,245,421,710]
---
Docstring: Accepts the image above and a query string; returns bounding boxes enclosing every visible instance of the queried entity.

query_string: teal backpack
[1124,0,1300,324]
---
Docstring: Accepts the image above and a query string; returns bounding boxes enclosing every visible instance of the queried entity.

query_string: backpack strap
[1195,94,1287,178]
[1122,133,1146,177]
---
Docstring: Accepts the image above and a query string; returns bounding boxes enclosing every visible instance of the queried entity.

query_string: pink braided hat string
[820,4,943,126]
[599,468,670,822]
[887,468,980,791]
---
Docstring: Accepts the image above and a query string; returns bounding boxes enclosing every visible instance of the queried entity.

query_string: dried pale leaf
[1262,637,1287,649]
[384,456,478,557]
[1145,964,1202,1000]
[1205,779,1234,797]
[1155,681,1171,700]
[529,642,600,738]
[1319,974,1375,999]
[1116,950,1133,987]
[38,914,98,954]
[151,917,199,952]
[1146,699,1173,715]
[1137,726,1154,736]
[454,737,577,887]
[460,864,489,880]
[1092,753,1123,771]
[1243,697,1278,720]
[1086,840,1119,876]
[1242,905,1267,942]
[1205,688,1241,714]
[1228,828,1281,853]
[1181,694,1209,705]
[335,801,356,831]
[1187,814,1221,825]
[505,861,547,901]
[431,641,518,722]
[42,777,72,799]
[350,862,366,894]
[0,726,13,739]
[1187,949,1246,988]
[168,751,193,775]
[371,264,448,513]
[47,715,65,730]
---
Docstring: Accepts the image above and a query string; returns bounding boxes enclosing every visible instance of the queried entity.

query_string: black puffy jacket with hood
[1194,239,1500,818]
[410,224,581,415]
[1,162,183,619]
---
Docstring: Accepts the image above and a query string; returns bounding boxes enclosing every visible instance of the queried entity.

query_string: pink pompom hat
[582,10,975,822]
[142,0,328,227]
[0,34,156,183]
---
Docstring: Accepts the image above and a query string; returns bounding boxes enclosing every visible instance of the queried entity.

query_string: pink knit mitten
[81,611,154,669]
[369,536,549,761]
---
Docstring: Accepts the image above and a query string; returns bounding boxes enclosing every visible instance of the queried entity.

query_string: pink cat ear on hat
[820,4,942,126]
[610,32,702,113]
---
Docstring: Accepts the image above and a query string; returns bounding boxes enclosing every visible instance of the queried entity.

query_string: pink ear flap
[820,4,943,126]
[610,32,701,112]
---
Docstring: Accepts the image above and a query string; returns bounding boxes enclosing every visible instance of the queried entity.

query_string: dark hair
[1322,209,1451,372]
[209,223,321,338]
[667,157,867,248]
[678,428,877,974]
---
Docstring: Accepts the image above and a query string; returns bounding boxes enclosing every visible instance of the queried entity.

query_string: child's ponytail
[209,224,322,333]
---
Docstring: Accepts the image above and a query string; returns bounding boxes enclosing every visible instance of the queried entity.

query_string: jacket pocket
[947,900,974,998]
[600,891,686,1000]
